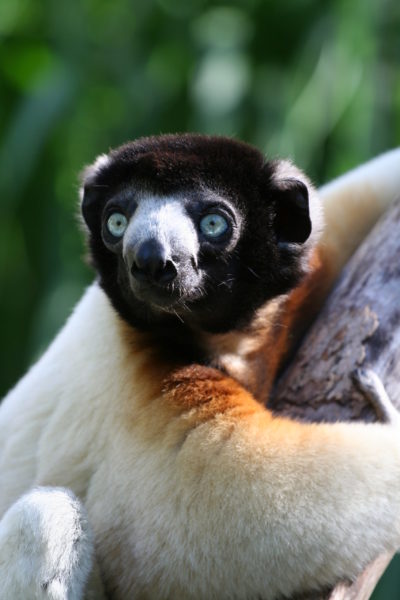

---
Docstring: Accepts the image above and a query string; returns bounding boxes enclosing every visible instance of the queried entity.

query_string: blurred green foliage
[1,0,400,596]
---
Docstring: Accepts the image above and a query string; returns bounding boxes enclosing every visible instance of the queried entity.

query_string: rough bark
[270,200,400,599]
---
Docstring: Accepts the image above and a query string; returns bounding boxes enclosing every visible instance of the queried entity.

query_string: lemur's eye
[107,213,128,238]
[200,214,228,238]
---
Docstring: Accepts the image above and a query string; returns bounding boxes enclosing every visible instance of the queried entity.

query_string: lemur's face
[100,188,242,315]
[81,135,319,333]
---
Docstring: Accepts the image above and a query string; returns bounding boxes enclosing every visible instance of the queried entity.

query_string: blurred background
[1,0,400,596]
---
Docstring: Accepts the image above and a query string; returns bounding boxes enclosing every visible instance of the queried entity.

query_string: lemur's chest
[83,437,238,598]
[80,368,269,600]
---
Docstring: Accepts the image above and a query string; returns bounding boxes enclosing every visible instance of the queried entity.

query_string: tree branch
[270,200,400,599]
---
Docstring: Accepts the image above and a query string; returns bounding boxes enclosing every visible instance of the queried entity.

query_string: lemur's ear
[80,184,99,232]
[272,178,311,244]
[79,154,110,232]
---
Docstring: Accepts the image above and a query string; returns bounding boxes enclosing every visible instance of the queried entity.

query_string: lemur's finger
[352,368,399,425]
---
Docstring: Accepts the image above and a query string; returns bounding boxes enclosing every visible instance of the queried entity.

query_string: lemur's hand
[352,368,400,426]
[0,488,94,600]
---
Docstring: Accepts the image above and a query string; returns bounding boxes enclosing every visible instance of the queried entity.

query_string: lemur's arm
[159,365,400,600]
[319,148,400,278]
[305,148,400,312]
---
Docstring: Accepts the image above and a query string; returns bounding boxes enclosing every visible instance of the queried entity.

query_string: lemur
[1,134,400,600]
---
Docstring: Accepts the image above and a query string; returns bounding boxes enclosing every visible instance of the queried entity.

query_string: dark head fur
[80,134,321,337]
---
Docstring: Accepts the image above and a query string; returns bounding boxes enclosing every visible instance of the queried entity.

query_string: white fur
[80,154,110,191]
[1,150,400,598]
[0,488,93,599]
[123,194,199,271]
[320,148,400,272]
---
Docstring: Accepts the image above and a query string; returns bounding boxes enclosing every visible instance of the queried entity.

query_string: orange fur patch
[256,248,335,395]
[162,364,262,422]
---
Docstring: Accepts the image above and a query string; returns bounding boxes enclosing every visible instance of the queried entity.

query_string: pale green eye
[200,214,228,238]
[107,213,128,238]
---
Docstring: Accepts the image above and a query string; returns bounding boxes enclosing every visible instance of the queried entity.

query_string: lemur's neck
[200,297,287,400]
[126,297,286,401]
[106,280,288,403]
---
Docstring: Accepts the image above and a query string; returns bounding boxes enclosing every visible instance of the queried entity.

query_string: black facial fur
[81,134,315,336]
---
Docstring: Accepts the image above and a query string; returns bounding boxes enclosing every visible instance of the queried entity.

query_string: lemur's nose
[131,239,177,284]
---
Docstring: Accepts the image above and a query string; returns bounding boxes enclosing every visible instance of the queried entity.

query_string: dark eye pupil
[107,212,127,237]
[200,213,228,238]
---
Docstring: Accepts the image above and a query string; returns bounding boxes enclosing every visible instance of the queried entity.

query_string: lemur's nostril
[131,239,177,284]
[156,260,177,284]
